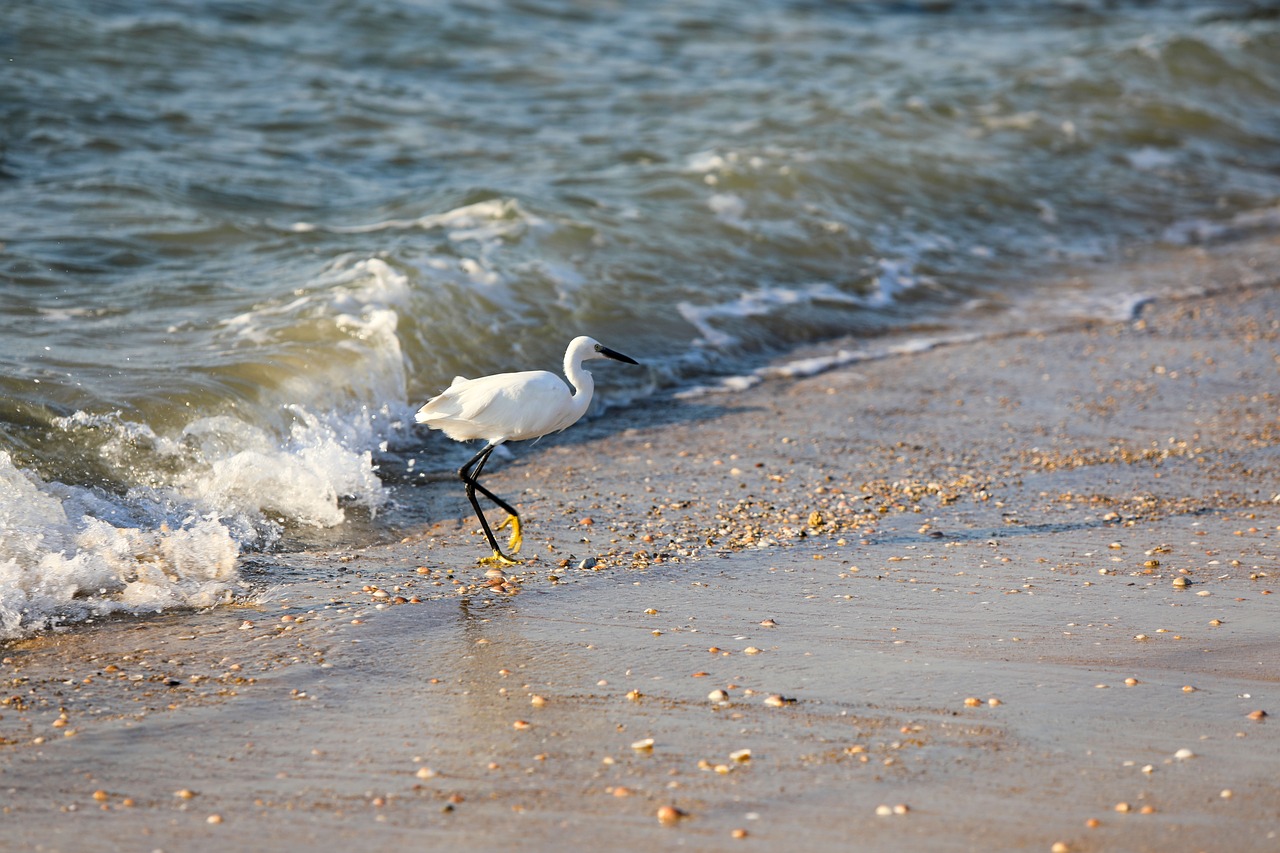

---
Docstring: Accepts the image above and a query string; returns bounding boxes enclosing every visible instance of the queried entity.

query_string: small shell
[656,805,686,824]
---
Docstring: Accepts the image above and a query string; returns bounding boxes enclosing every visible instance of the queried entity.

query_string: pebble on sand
[657,805,686,825]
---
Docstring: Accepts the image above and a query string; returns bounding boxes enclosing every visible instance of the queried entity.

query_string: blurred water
[1,0,1278,634]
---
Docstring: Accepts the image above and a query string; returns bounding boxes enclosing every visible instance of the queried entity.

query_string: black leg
[463,446,520,519]
[459,443,521,563]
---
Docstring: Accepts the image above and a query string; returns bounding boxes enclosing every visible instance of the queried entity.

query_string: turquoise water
[2,1,1278,634]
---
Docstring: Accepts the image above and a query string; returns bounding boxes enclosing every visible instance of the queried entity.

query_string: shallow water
[2,0,1279,634]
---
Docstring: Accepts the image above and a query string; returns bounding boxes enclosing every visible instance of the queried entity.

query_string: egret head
[570,335,640,366]
[593,341,639,365]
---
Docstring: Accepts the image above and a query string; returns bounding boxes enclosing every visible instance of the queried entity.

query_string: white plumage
[416,335,639,564]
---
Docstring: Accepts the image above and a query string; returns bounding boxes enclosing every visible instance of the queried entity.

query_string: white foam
[758,352,860,379]
[219,257,413,422]
[686,150,728,173]
[291,197,540,242]
[675,332,986,399]
[288,201,540,303]
[675,264,928,350]
[177,407,386,531]
[677,282,865,348]
[141,255,404,532]
[869,259,918,307]
[0,451,240,638]
[686,147,805,177]
[708,192,748,225]
[1162,205,1280,246]
[0,256,420,637]
[2,400,393,638]
[1126,146,1178,171]
[50,401,391,547]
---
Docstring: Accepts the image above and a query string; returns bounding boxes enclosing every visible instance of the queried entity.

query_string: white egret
[415,335,640,565]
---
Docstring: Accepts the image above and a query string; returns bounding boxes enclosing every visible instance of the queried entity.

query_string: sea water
[2,0,1278,635]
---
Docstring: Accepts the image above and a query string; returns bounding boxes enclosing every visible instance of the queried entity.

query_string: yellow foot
[479,551,522,567]
[496,514,523,554]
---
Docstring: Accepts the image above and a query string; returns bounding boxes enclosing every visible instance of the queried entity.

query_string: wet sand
[2,241,1278,852]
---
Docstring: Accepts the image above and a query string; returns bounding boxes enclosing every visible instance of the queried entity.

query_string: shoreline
[2,246,1278,851]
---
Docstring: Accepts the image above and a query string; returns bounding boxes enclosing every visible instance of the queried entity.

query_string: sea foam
[0,450,239,638]
[0,257,415,638]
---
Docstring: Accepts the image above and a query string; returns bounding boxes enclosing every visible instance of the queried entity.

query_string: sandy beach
[2,239,1278,852]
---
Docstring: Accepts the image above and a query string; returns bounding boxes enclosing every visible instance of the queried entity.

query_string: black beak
[595,343,639,365]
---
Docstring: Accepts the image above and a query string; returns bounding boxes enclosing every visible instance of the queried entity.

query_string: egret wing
[416,370,572,443]
[483,371,575,441]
